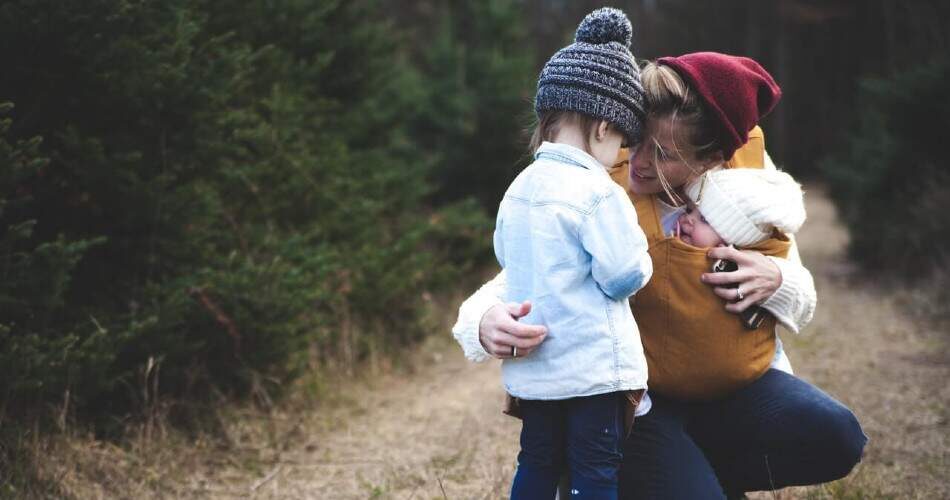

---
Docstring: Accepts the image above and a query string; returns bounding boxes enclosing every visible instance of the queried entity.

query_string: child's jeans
[510,392,625,500]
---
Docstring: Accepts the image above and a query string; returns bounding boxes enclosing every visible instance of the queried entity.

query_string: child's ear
[595,120,610,141]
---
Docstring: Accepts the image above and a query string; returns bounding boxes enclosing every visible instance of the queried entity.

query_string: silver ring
[512,346,518,358]
[736,287,744,301]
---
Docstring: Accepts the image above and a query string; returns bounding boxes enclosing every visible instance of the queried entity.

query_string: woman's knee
[825,405,868,478]
[761,372,868,478]
[799,399,868,480]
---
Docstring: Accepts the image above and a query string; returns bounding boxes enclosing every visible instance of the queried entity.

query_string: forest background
[1,0,947,495]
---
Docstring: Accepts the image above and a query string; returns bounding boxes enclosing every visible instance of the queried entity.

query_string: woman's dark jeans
[620,369,868,499]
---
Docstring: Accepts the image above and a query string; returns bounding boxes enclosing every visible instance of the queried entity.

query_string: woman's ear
[704,151,725,169]
[693,151,725,175]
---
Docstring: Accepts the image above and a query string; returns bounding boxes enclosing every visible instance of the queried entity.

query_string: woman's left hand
[701,246,782,313]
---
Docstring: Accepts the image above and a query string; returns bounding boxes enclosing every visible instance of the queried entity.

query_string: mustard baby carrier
[608,127,790,400]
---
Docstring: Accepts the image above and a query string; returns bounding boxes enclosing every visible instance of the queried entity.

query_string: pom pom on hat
[658,52,781,161]
[685,168,806,248]
[575,7,633,47]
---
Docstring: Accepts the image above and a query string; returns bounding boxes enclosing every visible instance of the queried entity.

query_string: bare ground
[32,187,949,499]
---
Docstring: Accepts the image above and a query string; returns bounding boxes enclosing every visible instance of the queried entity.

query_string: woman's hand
[701,246,782,313]
[479,301,548,359]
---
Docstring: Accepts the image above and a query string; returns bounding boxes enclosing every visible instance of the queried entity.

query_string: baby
[678,167,805,250]
[628,165,807,401]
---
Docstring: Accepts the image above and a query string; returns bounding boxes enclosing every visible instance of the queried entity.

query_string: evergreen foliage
[406,0,536,212]
[821,59,950,281]
[0,0,531,430]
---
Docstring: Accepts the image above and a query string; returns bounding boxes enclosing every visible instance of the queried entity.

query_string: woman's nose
[629,145,650,169]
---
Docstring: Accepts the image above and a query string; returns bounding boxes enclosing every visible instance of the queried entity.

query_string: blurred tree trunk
[772,0,787,163]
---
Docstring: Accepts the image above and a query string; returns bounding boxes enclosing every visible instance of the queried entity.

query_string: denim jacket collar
[535,141,608,174]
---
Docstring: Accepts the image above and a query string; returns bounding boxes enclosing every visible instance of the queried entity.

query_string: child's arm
[581,187,653,300]
[493,210,506,269]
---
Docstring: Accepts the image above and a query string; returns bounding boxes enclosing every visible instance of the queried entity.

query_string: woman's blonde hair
[640,62,723,202]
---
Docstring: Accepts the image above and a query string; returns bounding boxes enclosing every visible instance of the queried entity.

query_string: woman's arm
[761,236,816,333]
[450,270,548,362]
[701,243,816,333]
[701,147,817,333]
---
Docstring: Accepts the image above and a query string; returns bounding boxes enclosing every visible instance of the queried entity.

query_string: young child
[493,8,653,499]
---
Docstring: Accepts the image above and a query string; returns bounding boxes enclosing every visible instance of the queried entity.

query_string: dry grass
[139,334,522,499]
[10,289,522,499]
[13,185,949,499]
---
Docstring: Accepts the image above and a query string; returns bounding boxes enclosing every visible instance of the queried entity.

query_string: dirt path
[49,187,946,499]
[166,334,522,499]
[169,186,945,499]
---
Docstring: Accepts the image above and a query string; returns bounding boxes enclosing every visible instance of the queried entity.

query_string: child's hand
[479,301,548,359]
[701,246,782,313]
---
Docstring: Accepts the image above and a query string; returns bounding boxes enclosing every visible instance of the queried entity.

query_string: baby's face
[675,199,726,247]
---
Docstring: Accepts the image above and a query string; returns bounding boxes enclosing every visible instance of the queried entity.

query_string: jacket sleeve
[493,208,506,269]
[580,188,653,301]
[451,270,509,362]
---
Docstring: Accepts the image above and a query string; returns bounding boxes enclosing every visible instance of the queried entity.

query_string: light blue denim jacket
[494,142,653,400]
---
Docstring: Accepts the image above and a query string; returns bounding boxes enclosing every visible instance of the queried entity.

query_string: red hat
[657,52,781,160]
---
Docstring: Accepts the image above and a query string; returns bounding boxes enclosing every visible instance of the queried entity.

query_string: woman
[452,52,867,498]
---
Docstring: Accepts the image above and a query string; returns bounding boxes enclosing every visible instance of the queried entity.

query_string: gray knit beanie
[535,7,645,142]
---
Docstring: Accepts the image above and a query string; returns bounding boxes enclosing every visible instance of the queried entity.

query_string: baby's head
[675,198,726,247]
[677,168,806,248]
[530,7,645,164]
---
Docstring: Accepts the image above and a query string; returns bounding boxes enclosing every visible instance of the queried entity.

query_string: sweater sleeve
[761,227,817,335]
[451,269,509,362]
[758,150,818,333]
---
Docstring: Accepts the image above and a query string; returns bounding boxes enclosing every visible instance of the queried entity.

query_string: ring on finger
[736,287,744,301]
[512,346,518,358]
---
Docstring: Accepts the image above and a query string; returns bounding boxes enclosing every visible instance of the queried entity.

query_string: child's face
[675,199,725,247]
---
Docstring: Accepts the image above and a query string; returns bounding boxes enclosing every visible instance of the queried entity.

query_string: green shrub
[822,59,950,282]
[408,0,536,212]
[0,0,511,433]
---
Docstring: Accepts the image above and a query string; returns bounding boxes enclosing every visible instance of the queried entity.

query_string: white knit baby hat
[685,168,806,247]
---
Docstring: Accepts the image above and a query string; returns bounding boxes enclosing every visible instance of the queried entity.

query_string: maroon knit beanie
[657,52,781,160]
